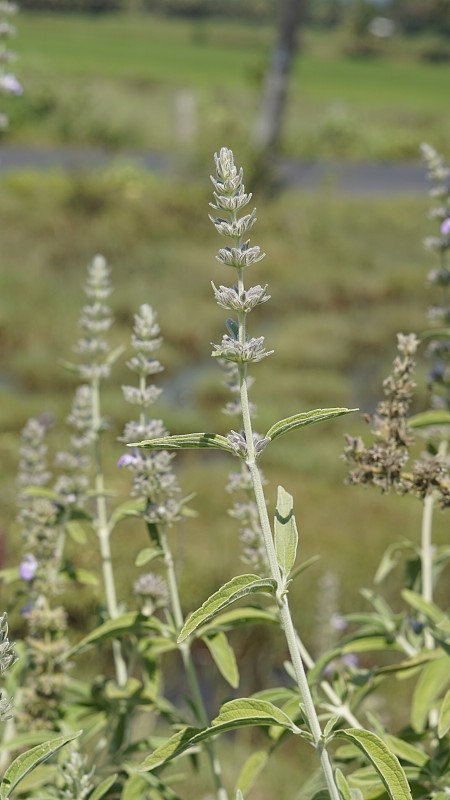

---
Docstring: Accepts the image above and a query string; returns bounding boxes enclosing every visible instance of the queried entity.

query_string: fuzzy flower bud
[212,334,273,364]
[216,241,265,270]
[211,282,270,312]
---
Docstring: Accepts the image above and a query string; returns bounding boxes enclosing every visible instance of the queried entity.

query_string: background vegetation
[1,4,449,795]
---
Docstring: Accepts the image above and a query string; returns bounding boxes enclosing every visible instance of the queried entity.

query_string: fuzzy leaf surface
[383,736,428,767]
[212,698,298,731]
[274,485,298,578]
[0,730,81,799]
[178,574,276,643]
[402,589,448,625]
[195,606,278,637]
[89,774,119,800]
[335,729,413,800]
[135,547,164,567]
[265,407,356,442]
[234,751,268,796]
[128,432,233,454]
[335,768,352,800]
[438,688,450,738]
[202,632,239,688]
[409,409,450,428]
[411,655,450,732]
[139,699,297,772]
[67,612,163,656]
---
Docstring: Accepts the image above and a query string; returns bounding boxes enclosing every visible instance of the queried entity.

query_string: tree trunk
[253,0,306,156]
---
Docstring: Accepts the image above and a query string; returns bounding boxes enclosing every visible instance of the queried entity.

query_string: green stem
[421,492,434,652]
[296,636,363,729]
[160,528,229,800]
[92,377,128,688]
[239,370,339,800]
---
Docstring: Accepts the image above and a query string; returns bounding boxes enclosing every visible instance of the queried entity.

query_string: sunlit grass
[3,12,449,159]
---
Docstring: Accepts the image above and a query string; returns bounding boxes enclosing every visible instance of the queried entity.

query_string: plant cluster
[0,145,449,800]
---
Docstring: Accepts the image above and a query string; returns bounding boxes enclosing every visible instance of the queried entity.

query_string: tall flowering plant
[131,148,414,800]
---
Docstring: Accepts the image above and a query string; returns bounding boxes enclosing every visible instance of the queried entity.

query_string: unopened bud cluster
[211,149,271,568]
[210,148,270,367]
[120,305,178,616]
[16,419,71,731]
[74,255,114,384]
[344,334,450,505]
[59,747,95,800]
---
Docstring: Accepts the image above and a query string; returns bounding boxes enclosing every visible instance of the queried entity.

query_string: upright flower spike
[209,149,343,800]
[16,418,71,732]
[120,304,181,523]
[420,145,450,411]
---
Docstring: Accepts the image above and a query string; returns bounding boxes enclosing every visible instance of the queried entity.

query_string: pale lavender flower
[0,71,21,94]
[19,553,38,582]
[330,612,348,632]
[441,217,450,236]
[117,452,138,468]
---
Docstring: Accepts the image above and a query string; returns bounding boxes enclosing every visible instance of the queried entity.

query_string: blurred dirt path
[0,145,427,195]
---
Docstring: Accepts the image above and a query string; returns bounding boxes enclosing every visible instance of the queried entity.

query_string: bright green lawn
[4,12,449,159]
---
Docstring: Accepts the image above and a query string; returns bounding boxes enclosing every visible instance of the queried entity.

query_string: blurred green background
[1,2,449,795]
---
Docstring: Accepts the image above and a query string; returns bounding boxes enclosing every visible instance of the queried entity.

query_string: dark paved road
[0,145,428,195]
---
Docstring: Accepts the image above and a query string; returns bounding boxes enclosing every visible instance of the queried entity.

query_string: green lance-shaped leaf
[383,736,428,768]
[334,729,413,800]
[401,589,448,626]
[202,631,239,688]
[178,574,277,643]
[139,698,298,772]
[438,688,450,738]
[409,409,450,429]
[411,654,450,733]
[135,547,164,567]
[335,768,352,800]
[234,751,268,797]
[89,774,119,800]
[66,520,87,545]
[66,612,163,657]
[265,407,357,442]
[212,698,299,732]
[139,726,201,772]
[274,485,298,578]
[196,606,278,637]
[374,541,416,584]
[128,432,234,454]
[0,730,81,799]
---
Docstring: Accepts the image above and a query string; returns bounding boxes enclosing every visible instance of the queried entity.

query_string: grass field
[3,12,450,160]
[0,164,444,611]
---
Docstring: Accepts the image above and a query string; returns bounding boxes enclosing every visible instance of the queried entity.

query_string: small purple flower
[0,72,22,96]
[330,612,348,632]
[342,653,359,669]
[19,553,38,581]
[441,217,450,236]
[117,452,138,468]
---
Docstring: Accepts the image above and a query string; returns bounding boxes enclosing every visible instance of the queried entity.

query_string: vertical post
[253,0,305,157]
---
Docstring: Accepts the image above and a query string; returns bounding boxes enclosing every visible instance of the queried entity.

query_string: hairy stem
[160,528,228,800]
[421,492,434,652]
[296,636,362,729]
[92,377,128,687]
[238,365,339,799]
